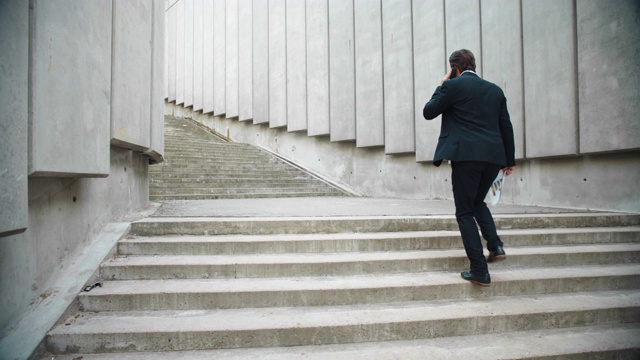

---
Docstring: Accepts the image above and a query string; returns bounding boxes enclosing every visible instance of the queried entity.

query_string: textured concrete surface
[306,0,330,136]
[213,0,225,115]
[577,0,640,153]
[225,0,239,118]
[192,0,203,112]
[175,0,184,105]
[43,324,640,360]
[183,0,193,107]
[481,0,525,159]
[111,0,152,151]
[238,0,253,121]
[329,0,356,142]
[0,222,130,360]
[445,0,482,75]
[150,197,596,218]
[354,0,384,148]
[413,0,445,163]
[382,0,415,154]
[252,0,269,125]
[29,0,111,176]
[202,0,214,113]
[523,0,577,157]
[269,0,287,128]
[46,290,640,353]
[0,0,28,237]
[286,0,307,132]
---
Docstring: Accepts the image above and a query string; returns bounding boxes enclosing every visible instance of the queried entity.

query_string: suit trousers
[451,161,504,275]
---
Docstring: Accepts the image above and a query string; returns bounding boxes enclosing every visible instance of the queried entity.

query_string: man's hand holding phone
[440,67,456,85]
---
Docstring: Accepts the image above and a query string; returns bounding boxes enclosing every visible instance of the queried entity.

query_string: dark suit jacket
[423,72,515,168]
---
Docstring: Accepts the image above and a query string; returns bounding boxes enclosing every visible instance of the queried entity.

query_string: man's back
[423,72,514,167]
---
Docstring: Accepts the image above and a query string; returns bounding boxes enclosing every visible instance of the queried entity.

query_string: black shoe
[487,246,506,263]
[461,272,491,286]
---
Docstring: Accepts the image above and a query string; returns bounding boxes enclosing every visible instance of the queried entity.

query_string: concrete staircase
[45,210,640,358]
[149,116,346,200]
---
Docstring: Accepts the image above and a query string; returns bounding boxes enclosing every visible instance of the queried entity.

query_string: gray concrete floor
[151,197,596,218]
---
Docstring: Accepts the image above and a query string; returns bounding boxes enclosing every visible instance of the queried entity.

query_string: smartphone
[449,66,457,79]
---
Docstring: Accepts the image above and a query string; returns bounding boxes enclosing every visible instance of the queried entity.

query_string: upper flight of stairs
[149,116,346,200]
[44,211,640,359]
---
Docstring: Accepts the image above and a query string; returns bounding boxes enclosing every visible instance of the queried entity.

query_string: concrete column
[253,0,269,125]
[329,0,356,142]
[226,0,239,118]
[444,0,482,76]
[214,0,226,115]
[306,0,330,136]
[193,0,204,112]
[176,0,185,105]
[481,0,525,159]
[167,2,177,102]
[184,0,194,108]
[238,0,253,121]
[147,0,166,162]
[413,0,445,163]
[577,0,640,153]
[269,0,287,128]
[203,0,214,113]
[29,0,111,176]
[382,0,415,154]
[354,0,384,148]
[286,0,307,132]
[0,0,28,236]
[111,0,152,152]
[523,0,577,158]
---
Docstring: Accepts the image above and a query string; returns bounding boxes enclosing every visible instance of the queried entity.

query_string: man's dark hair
[449,49,476,72]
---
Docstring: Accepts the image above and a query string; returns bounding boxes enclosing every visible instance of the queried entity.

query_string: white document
[487,170,506,206]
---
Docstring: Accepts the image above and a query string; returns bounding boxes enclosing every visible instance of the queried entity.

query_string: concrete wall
[0,0,28,237]
[0,0,163,355]
[166,0,640,212]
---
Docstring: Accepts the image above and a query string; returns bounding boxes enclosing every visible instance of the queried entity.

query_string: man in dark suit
[423,49,515,287]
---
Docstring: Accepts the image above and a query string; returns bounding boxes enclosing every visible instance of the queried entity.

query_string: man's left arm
[499,97,516,171]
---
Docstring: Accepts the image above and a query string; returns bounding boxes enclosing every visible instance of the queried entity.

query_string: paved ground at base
[151,197,601,218]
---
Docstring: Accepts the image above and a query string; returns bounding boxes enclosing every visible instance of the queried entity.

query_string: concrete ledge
[0,222,130,360]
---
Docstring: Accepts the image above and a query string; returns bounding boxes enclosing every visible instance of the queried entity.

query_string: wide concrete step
[151,162,297,171]
[130,213,640,236]
[150,187,339,196]
[162,148,269,157]
[42,323,640,359]
[45,290,640,353]
[150,178,318,186]
[149,192,343,201]
[149,171,309,180]
[119,227,640,255]
[100,243,640,280]
[80,264,640,311]
[161,154,276,162]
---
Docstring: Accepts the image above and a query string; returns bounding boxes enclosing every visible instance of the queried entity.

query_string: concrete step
[150,162,298,171]
[149,168,312,176]
[161,153,275,161]
[80,264,640,311]
[41,323,640,359]
[45,290,640,353]
[149,192,344,201]
[130,213,640,236]
[150,187,339,196]
[118,227,640,255]
[149,178,318,186]
[100,243,640,280]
